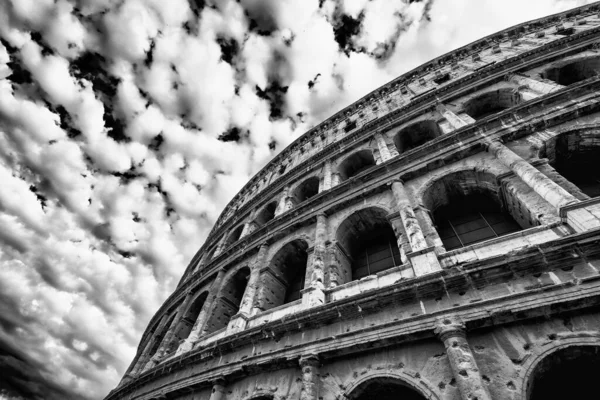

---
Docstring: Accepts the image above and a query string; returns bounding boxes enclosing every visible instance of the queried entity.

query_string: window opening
[434,193,521,250]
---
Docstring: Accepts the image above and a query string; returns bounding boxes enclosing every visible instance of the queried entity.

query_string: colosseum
[108,3,600,400]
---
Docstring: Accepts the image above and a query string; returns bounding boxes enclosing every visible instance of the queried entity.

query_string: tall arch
[162,292,209,355]
[256,201,278,226]
[344,375,432,400]
[291,176,320,204]
[422,169,525,251]
[255,239,309,312]
[463,88,521,120]
[203,267,250,334]
[393,120,442,154]
[338,150,376,181]
[550,129,600,198]
[223,224,245,249]
[336,207,401,280]
[526,345,600,400]
[143,311,177,364]
[541,56,600,86]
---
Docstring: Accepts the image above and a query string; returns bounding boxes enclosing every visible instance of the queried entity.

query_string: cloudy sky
[0,0,596,398]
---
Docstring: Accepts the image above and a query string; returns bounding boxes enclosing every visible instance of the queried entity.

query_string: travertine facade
[108,3,600,400]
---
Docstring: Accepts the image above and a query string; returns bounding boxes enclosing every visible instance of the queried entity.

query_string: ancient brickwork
[109,3,600,400]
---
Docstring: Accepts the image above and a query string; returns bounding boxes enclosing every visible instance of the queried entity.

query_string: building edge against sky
[108,2,600,399]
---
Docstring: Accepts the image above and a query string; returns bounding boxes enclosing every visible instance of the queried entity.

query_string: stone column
[299,354,321,400]
[209,377,227,400]
[391,180,441,275]
[508,73,563,99]
[239,220,257,239]
[213,234,228,258]
[434,316,492,400]
[436,103,471,130]
[228,243,269,331]
[128,313,171,377]
[331,172,341,187]
[391,180,427,251]
[487,141,578,209]
[322,160,332,191]
[303,213,327,307]
[326,241,341,288]
[414,204,445,254]
[374,132,391,162]
[275,187,290,216]
[176,269,226,354]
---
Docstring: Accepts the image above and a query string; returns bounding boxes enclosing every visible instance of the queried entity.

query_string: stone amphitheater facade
[108,3,600,400]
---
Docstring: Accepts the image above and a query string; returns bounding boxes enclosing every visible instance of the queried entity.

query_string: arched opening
[541,56,600,86]
[224,224,244,249]
[393,120,442,154]
[163,292,208,355]
[348,377,427,400]
[338,150,376,181]
[256,240,309,311]
[141,311,177,366]
[463,88,521,120]
[528,346,600,400]
[256,201,277,226]
[551,130,600,198]
[291,177,320,204]
[203,267,250,334]
[423,170,526,251]
[336,207,401,281]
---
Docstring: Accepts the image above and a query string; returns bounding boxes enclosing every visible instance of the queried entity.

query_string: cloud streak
[0,0,595,398]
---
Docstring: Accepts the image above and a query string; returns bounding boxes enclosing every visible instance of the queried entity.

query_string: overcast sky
[0,0,595,399]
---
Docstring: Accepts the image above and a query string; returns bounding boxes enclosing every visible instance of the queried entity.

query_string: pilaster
[434,316,492,400]
[299,354,321,400]
[487,140,578,210]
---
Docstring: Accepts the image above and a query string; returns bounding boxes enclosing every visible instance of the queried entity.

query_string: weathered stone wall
[109,4,600,399]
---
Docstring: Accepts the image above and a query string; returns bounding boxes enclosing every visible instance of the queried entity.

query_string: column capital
[388,178,405,186]
[299,353,320,368]
[212,376,227,387]
[434,315,466,341]
[483,138,503,151]
[316,211,327,218]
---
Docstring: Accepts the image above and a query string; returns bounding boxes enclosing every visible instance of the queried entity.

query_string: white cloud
[0,0,597,399]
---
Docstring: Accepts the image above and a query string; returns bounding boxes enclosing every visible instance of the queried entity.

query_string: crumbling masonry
[108,3,600,399]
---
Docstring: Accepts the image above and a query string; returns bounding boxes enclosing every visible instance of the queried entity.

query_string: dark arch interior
[552,131,600,198]
[348,378,426,400]
[292,177,320,204]
[463,88,520,120]
[528,346,600,400]
[145,312,177,361]
[256,202,277,226]
[164,292,208,354]
[541,57,600,86]
[336,208,401,280]
[433,192,522,251]
[224,225,244,248]
[257,240,309,311]
[393,120,442,154]
[204,267,250,334]
[339,150,376,181]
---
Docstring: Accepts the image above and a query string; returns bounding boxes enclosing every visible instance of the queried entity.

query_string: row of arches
[203,55,600,263]
[198,139,600,329]
[195,126,600,329]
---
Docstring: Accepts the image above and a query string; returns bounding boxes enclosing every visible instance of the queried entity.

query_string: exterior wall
[108,4,600,400]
